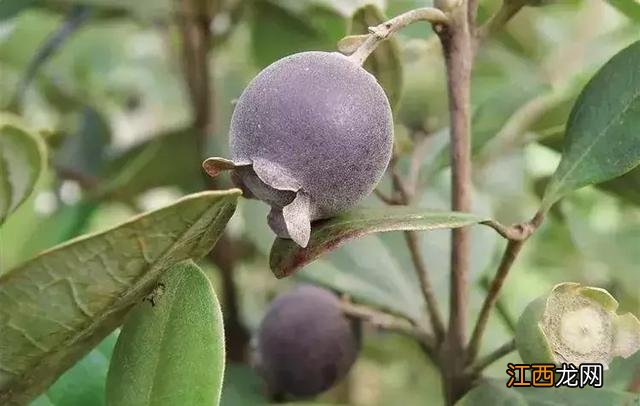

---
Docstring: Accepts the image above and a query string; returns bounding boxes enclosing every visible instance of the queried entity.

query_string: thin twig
[404,231,446,341]
[373,189,399,205]
[347,7,449,66]
[467,339,516,375]
[467,211,544,362]
[479,274,516,333]
[340,299,436,352]
[386,159,446,344]
[12,6,92,109]
[475,0,527,47]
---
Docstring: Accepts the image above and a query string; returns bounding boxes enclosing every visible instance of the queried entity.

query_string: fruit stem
[347,7,449,66]
[467,211,545,363]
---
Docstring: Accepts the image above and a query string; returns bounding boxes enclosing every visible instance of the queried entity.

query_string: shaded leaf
[350,4,403,109]
[0,114,46,224]
[458,378,637,405]
[220,363,266,405]
[34,332,118,406]
[270,207,487,278]
[54,106,110,179]
[0,189,240,404]
[298,237,425,321]
[0,0,41,21]
[99,128,204,198]
[107,261,225,406]
[542,40,640,209]
[249,0,348,68]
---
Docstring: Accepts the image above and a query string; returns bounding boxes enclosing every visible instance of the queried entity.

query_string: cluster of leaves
[1,0,639,405]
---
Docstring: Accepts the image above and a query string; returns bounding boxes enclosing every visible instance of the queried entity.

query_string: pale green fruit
[516,282,640,368]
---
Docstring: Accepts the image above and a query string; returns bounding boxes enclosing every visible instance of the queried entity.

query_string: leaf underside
[0,189,240,405]
[270,207,487,278]
[0,117,46,224]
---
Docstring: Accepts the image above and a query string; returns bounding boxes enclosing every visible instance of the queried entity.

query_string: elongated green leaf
[0,189,240,405]
[458,379,637,405]
[0,114,46,224]
[349,5,403,109]
[270,207,487,278]
[107,261,225,406]
[542,40,640,210]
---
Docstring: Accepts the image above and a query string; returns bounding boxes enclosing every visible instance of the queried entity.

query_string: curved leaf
[0,114,46,224]
[349,4,403,109]
[107,261,224,406]
[542,40,640,209]
[0,189,240,405]
[270,207,487,278]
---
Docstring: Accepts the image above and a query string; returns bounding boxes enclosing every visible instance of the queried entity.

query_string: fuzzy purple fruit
[254,285,360,399]
[204,51,393,247]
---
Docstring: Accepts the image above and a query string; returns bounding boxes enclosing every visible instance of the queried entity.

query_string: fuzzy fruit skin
[229,51,393,220]
[256,285,360,399]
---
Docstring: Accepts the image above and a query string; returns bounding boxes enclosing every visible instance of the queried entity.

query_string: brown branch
[340,299,436,353]
[439,3,473,356]
[404,231,446,341]
[176,0,213,149]
[347,7,449,66]
[437,2,475,403]
[386,159,446,345]
[467,211,544,362]
[479,274,516,333]
[467,338,516,375]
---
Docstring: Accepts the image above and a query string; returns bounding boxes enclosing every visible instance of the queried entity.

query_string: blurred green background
[1,0,639,404]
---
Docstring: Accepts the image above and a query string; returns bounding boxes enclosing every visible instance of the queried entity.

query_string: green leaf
[0,0,41,21]
[99,128,204,198]
[298,237,426,320]
[54,107,111,179]
[220,363,266,406]
[250,0,348,68]
[607,0,640,21]
[0,189,240,404]
[0,114,46,224]
[270,207,487,278]
[349,5,403,109]
[35,332,118,406]
[458,379,638,405]
[107,261,225,406]
[542,40,640,210]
